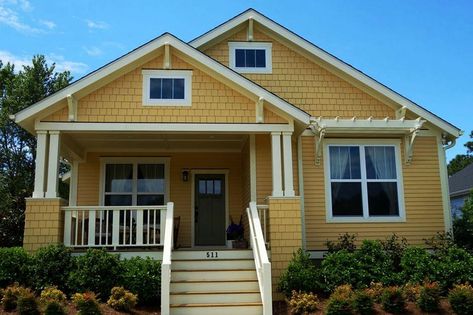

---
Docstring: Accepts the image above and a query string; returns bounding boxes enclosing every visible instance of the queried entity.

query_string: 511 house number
[206,251,218,258]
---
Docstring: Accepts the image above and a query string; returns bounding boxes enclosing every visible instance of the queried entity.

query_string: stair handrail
[247,201,272,315]
[160,202,174,315]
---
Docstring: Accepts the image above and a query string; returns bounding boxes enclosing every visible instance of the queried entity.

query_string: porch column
[45,131,61,198]
[33,131,48,198]
[282,132,295,197]
[271,132,283,197]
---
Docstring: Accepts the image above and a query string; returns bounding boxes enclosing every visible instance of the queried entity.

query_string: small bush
[380,234,408,271]
[107,287,137,312]
[453,191,473,251]
[40,287,67,315]
[1,284,30,311]
[72,292,102,315]
[403,283,421,302]
[380,286,406,314]
[17,292,40,315]
[417,281,441,313]
[325,285,354,315]
[31,244,73,292]
[355,240,398,286]
[44,301,66,315]
[321,250,363,292]
[425,232,456,255]
[448,284,473,315]
[352,290,374,315]
[277,249,321,297]
[121,257,161,306]
[0,247,31,287]
[326,233,357,253]
[400,247,436,284]
[436,247,473,290]
[287,290,319,315]
[68,249,124,299]
[364,282,384,303]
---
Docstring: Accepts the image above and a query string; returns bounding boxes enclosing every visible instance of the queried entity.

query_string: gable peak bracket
[396,106,407,120]
[309,118,326,165]
[163,44,172,69]
[247,18,254,41]
[66,94,77,122]
[404,117,426,165]
[256,97,264,123]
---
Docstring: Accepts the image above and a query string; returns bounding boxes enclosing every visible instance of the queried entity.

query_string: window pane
[173,79,185,99]
[245,49,256,67]
[368,182,399,216]
[235,49,245,67]
[138,164,165,193]
[206,180,214,194]
[365,146,397,179]
[149,78,162,99]
[329,146,361,179]
[137,195,164,206]
[331,182,363,216]
[214,180,222,195]
[105,195,132,206]
[255,49,266,67]
[199,180,206,194]
[161,78,173,99]
[105,164,132,192]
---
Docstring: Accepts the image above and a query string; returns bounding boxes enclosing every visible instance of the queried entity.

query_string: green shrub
[1,284,30,311]
[321,250,363,292]
[352,290,374,315]
[31,245,73,292]
[436,247,473,290]
[72,292,102,315]
[40,286,67,315]
[107,287,137,312]
[380,286,406,314]
[355,240,398,286]
[425,231,456,255]
[453,192,473,251]
[325,285,354,315]
[287,290,319,315]
[326,233,357,253]
[17,292,40,315]
[364,282,384,303]
[417,281,441,313]
[448,284,473,315]
[400,247,437,284]
[402,283,421,302]
[44,301,66,315]
[68,249,124,299]
[277,249,321,297]
[121,257,161,305]
[0,247,31,287]
[380,234,408,271]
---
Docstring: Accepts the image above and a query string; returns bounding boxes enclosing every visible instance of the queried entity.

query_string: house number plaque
[206,251,219,258]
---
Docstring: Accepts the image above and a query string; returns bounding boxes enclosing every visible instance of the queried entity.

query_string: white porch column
[282,132,295,197]
[33,131,48,198]
[45,130,61,198]
[271,132,283,197]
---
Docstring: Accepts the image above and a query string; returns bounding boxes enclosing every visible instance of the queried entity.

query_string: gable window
[325,140,405,222]
[142,70,192,106]
[228,42,272,73]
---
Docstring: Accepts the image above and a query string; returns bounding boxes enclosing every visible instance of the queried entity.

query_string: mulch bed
[0,303,161,315]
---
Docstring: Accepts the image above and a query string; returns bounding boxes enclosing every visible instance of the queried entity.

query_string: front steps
[170,249,263,315]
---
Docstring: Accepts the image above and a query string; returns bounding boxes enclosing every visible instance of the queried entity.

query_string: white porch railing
[247,201,272,315]
[160,202,174,315]
[257,204,269,245]
[62,205,167,248]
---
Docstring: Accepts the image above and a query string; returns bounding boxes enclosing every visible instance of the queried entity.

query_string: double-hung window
[228,42,272,73]
[142,70,192,106]
[325,140,405,222]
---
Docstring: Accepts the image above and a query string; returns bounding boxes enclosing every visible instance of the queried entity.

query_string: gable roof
[190,9,462,138]
[14,33,310,132]
[449,163,473,197]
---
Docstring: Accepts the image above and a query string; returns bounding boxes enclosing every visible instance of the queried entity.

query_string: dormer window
[142,70,192,106]
[228,42,272,73]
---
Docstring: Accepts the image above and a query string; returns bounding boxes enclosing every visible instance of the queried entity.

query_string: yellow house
[13,9,461,315]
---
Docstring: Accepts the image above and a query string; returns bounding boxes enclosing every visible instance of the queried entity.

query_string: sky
[1,0,472,160]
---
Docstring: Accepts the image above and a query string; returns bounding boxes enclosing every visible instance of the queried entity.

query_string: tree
[453,191,473,251]
[448,130,473,175]
[0,56,72,247]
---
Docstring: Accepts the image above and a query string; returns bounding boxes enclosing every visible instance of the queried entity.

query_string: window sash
[327,144,401,219]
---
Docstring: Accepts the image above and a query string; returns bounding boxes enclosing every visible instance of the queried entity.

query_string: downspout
[297,134,306,250]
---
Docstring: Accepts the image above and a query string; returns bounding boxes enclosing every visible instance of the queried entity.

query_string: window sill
[326,216,406,223]
[142,101,192,107]
[231,67,272,74]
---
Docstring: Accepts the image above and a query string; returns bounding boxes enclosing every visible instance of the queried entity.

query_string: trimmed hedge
[121,257,161,306]
[0,247,31,288]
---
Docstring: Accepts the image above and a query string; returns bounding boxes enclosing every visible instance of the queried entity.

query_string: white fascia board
[190,9,461,138]
[35,122,294,133]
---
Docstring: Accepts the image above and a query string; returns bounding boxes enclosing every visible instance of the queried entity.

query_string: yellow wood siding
[255,134,272,204]
[76,151,242,247]
[204,28,395,119]
[302,136,445,249]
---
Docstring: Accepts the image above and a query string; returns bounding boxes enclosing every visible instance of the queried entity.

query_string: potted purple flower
[226,215,247,248]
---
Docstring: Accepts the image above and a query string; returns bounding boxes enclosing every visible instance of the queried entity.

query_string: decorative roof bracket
[256,97,264,123]
[163,44,171,69]
[309,118,326,165]
[404,117,425,165]
[247,18,254,41]
[66,94,77,122]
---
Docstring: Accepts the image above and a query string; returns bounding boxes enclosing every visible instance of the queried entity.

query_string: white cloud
[83,46,103,56]
[0,5,42,34]
[0,50,30,69]
[86,19,109,30]
[39,19,55,30]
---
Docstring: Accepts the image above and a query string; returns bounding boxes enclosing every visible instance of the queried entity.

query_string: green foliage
[448,284,473,315]
[106,287,137,312]
[17,291,40,315]
[379,286,406,314]
[424,231,456,255]
[326,233,357,253]
[453,191,473,251]
[321,250,363,292]
[325,285,354,315]
[31,244,73,292]
[402,283,421,302]
[277,249,321,297]
[0,57,72,246]
[355,240,398,286]
[1,284,30,312]
[287,290,319,315]
[417,281,441,313]
[72,292,102,315]
[380,234,408,271]
[44,301,66,315]
[435,246,473,290]
[351,290,374,315]
[40,287,67,315]
[448,154,473,175]
[68,249,124,299]
[0,247,31,287]
[400,247,436,284]
[120,257,161,306]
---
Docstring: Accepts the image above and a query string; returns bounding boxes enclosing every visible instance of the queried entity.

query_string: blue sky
[1,0,471,160]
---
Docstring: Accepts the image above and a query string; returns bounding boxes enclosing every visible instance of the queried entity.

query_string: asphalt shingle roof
[449,163,473,196]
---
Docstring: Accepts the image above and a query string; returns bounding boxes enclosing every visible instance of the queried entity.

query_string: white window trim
[99,157,170,206]
[228,42,272,74]
[323,139,406,223]
[142,70,192,106]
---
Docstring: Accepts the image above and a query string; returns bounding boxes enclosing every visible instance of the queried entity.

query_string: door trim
[190,169,229,247]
